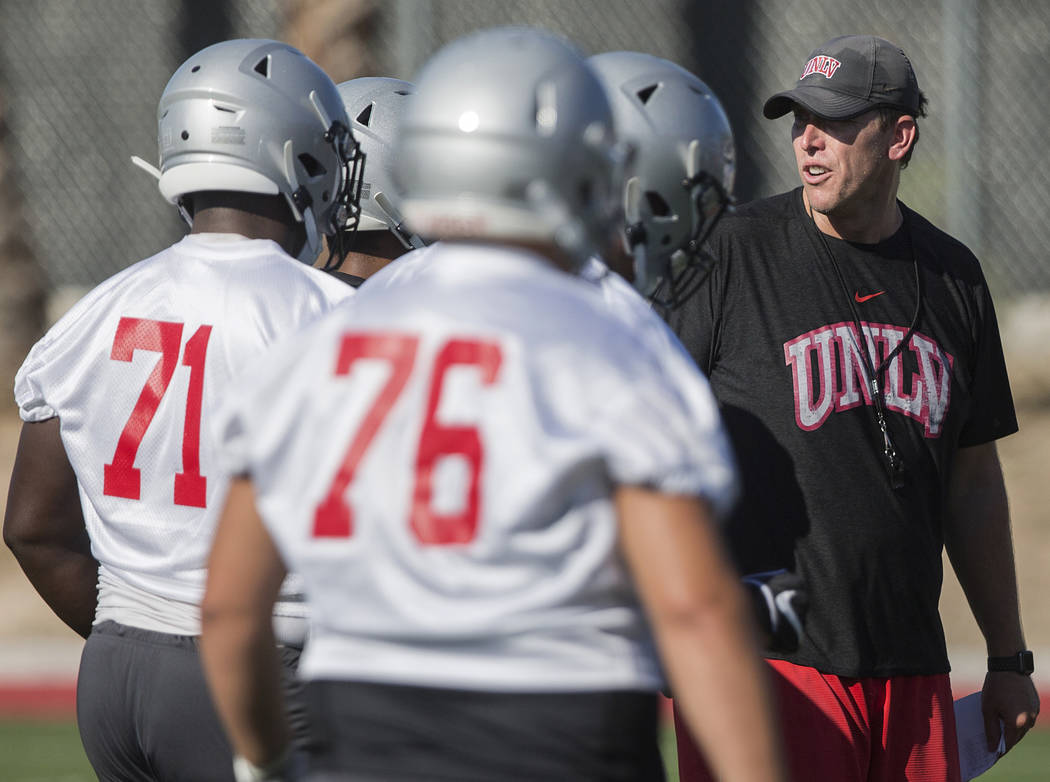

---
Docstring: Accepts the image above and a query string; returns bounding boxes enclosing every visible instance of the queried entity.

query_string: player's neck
[500,239,577,273]
[332,251,397,280]
[327,231,409,279]
[189,193,303,253]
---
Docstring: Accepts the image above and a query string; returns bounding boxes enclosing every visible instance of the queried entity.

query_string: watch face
[1020,651,1035,674]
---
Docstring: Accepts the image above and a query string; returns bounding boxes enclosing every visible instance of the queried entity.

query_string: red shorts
[673,659,961,782]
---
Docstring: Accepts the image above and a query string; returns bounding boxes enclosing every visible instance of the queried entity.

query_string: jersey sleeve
[582,261,738,516]
[589,341,739,518]
[13,336,58,421]
[212,394,251,478]
[12,270,126,422]
[957,277,1018,446]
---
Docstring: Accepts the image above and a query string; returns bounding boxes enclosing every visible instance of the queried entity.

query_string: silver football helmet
[589,51,735,305]
[132,39,362,264]
[393,27,624,264]
[337,77,424,250]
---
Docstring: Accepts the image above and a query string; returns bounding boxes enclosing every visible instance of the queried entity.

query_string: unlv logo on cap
[800,55,842,80]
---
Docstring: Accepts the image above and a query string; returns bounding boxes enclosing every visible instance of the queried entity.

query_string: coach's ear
[888,115,917,163]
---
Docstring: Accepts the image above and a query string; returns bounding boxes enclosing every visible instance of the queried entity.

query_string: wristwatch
[987,650,1035,675]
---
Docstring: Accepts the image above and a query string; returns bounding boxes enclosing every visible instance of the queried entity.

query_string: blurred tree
[685,1,761,201]
[280,0,380,83]
[0,87,45,411]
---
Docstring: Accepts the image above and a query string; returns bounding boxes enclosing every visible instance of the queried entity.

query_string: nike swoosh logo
[774,591,804,636]
[854,290,885,302]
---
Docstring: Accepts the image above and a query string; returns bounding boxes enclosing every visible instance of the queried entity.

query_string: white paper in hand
[955,691,1006,781]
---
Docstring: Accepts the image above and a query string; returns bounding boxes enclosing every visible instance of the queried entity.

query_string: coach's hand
[982,671,1039,753]
[741,569,808,653]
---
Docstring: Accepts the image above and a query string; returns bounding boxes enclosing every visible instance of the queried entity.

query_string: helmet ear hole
[298,153,326,179]
[645,191,671,217]
[356,104,374,127]
[578,179,594,208]
[253,56,270,78]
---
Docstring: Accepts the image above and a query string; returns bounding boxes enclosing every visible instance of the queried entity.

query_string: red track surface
[0,680,77,719]
[1,679,1046,725]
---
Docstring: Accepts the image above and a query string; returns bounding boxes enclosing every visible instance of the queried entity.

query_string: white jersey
[370,249,735,514]
[15,234,352,635]
[217,242,737,692]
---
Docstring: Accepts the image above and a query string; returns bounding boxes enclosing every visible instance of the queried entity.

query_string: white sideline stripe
[0,641,1046,691]
[0,639,84,682]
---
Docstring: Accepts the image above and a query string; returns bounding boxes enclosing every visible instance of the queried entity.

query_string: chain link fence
[0,0,281,295]
[370,0,1049,302]
[0,0,1045,310]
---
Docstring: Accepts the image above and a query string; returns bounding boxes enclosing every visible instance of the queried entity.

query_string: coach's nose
[794,119,825,152]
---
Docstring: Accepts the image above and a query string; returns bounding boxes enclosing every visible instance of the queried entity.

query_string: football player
[4,39,360,781]
[357,51,807,657]
[200,27,786,782]
[322,76,423,287]
[587,51,807,653]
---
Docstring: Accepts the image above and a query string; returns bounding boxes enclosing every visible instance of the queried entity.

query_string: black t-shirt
[667,188,1017,677]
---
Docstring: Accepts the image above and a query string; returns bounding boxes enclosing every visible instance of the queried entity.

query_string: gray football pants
[76,620,307,782]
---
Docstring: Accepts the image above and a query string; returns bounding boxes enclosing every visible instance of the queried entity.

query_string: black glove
[741,569,808,653]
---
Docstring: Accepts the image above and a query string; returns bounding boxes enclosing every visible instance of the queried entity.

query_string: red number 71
[103,317,212,508]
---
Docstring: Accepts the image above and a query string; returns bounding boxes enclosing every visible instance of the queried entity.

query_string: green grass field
[980,730,1050,782]
[1,718,1046,781]
[0,720,93,781]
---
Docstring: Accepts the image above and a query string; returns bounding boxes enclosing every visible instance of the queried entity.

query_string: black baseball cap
[763,34,922,120]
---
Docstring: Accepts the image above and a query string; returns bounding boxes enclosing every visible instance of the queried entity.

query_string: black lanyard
[806,204,923,489]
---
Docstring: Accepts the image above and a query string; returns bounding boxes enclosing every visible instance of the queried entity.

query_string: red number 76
[312,332,502,545]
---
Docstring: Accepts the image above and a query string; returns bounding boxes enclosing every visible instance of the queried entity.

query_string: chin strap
[132,155,194,227]
[130,155,162,181]
[623,176,655,296]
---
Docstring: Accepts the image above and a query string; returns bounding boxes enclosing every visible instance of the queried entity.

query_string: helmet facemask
[589,51,736,309]
[322,77,423,271]
[645,169,731,311]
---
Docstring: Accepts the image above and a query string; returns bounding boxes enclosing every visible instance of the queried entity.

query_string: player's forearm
[200,611,290,766]
[944,443,1026,654]
[202,477,291,766]
[615,488,787,781]
[4,418,97,637]
[658,586,787,782]
[5,540,97,638]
